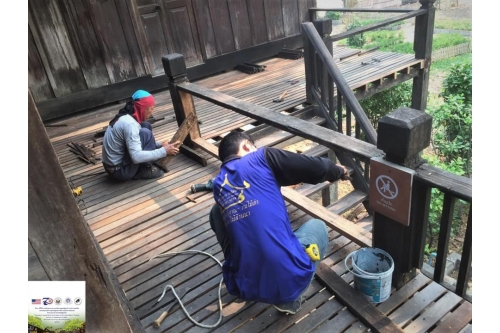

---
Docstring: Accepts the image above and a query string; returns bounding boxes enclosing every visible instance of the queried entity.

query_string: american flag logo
[32,299,41,304]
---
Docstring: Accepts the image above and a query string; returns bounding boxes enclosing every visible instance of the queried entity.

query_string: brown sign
[369,157,415,226]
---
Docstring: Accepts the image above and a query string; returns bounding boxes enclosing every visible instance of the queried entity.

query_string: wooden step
[327,189,368,216]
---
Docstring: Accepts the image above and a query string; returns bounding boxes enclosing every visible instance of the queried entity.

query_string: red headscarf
[132,95,155,123]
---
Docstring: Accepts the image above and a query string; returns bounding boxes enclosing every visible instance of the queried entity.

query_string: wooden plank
[28,28,54,101]
[282,0,300,37]
[156,113,197,170]
[388,282,447,327]
[28,241,49,281]
[264,0,285,40]
[86,0,137,82]
[286,299,344,333]
[326,190,367,215]
[59,0,111,88]
[376,273,430,315]
[312,309,359,333]
[315,262,404,333]
[228,0,253,50]
[404,292,462,333]
[415,164,471,201]
[193,0,218,58]
[209,0,236,54]
[431,301,472,333]
[28,0,87,97]
[28,91,144,332]
[246,0,268,45]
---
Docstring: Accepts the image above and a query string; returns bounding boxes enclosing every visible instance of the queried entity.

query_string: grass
[431,53,472,72]
[435,18,472,31]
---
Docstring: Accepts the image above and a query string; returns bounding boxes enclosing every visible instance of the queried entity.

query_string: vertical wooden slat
[193,0,218,58]
[246,0,268,45]
[28,0,87,97]
[346,104,352,137]
[28,27,54,102]
[264,0,285,40]
[209,0,236,54]
[337,93,343,133]
[59,0,111,89]
[282,0,300,36]
[455,204,472,297]
[355,121,361,140]
[228,0,253,50]
[434,193,456,283]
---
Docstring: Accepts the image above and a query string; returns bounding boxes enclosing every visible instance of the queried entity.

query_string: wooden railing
[161,49,471,302]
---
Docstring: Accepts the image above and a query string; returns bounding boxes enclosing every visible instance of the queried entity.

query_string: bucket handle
[344,251,382,280]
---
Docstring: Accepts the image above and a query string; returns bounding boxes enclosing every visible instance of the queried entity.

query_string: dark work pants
[110,122,157,180]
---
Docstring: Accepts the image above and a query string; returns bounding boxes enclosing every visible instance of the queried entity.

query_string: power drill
[190,179,214,193]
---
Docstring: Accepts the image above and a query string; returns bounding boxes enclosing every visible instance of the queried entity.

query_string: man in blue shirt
[210,131,348,314]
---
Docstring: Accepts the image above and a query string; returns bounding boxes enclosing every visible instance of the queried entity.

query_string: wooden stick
[155,112,197,171]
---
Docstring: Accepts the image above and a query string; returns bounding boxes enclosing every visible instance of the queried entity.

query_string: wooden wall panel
[115,1,147,77]
[28,29,54,102]
[264,0,285,40]
[282,0,300,36]
[58,0,110,89]
[246,0,268,45]
[228,0,253,50]
[28,0,87,97]
[86,0,137,83]
[141,11,170,76]
[162,1,203,66]
[209,0,236,54]
[193,0,218,59]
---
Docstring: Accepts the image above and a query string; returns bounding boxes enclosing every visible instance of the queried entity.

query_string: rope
[148,250,224,328]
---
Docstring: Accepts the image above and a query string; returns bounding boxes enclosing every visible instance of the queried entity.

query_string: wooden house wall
[28,0,316,121]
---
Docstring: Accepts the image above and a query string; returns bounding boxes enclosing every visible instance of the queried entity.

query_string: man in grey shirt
[102,90,180,180]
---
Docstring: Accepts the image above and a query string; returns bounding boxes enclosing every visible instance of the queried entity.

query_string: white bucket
[345,248,394,303]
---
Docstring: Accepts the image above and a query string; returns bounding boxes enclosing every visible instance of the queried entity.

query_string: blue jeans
[209,205,329,302]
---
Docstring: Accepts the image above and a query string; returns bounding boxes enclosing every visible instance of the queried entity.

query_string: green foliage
[325,11,341,21]
[435,18,472,31]
[29,315,43,329]
[431,53,472,72]
[428,95,472,176]
[364,30,405,50]
[432,33,469,49]
[346,19,366,48]
[64,319,85,331]
[423,154,468,248]
[359,82,412,129]
[442,63,472,105]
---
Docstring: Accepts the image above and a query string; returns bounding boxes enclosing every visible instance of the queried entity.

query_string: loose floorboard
[30,48,471,332]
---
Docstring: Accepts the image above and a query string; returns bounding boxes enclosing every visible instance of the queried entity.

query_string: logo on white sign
[376,175,398,199]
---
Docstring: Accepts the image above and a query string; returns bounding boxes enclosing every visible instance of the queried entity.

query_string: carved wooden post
[411,0,436,111]
[28,91,145,332]
[373,107,432,289]
[162,53,201,147]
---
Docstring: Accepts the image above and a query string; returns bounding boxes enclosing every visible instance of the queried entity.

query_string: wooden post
[162,53,201,147]
[28,91,145,333]
[411,0,436,111]
[373,107,432,289]
[302,26,316,105]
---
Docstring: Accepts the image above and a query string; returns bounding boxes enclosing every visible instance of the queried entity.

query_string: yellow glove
[305,244,320,261]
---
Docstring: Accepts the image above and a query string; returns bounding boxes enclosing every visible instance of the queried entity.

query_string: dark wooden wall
[28,0,316,121]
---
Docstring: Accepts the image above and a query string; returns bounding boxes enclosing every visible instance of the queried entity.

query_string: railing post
[411,0,436,111]
[302,27,316,105]
[162,53,201,147]
[373,107,433,289]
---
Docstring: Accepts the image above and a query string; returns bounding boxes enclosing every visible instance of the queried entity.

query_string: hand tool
[153,287,190,328]
[273,90,288,103]
[305,244,321,261]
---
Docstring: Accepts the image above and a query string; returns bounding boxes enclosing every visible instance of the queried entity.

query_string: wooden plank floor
[31,47,472,332]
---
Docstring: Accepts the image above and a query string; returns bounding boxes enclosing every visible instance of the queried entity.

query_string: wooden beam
[315,262,404,333]
[156,112,198,170]
[28,91,145,332]
[179,82,383,161]
[281,187,372,247]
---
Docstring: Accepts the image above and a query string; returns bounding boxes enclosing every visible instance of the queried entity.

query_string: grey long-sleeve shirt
[101,115,167,166]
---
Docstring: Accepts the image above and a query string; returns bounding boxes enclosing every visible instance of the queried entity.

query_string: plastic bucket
[344,248,394,303]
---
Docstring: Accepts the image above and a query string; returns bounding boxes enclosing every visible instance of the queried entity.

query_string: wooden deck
[32,47,472,332]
